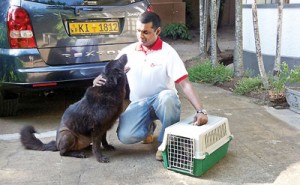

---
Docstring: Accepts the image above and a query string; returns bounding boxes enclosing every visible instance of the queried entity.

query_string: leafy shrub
[162,23,192,40]
[269,62,300,94]
[234,77,263,95]
[188,61,233,84]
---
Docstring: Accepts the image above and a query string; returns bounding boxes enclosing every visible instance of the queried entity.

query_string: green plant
[286,65,300,83]
[162,23,192,40]
[188,61,233,84]
[233,77,263,95]
[270,62,300,94]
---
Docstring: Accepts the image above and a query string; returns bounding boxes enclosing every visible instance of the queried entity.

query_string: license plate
[68,20,120,35]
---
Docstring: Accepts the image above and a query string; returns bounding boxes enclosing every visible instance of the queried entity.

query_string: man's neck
[136,37,162,53]
[141,44,153,51]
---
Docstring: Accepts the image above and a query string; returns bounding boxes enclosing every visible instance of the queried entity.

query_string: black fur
[20,54,128,163]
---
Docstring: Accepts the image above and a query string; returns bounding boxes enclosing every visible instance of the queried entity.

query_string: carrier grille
[205,123,227,148]
[167,135,194,174]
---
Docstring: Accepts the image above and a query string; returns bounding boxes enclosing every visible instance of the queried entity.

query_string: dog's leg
[101,132,115,151]
[61,150,87,158]
[92,131,109,163]
[58,132,87,158]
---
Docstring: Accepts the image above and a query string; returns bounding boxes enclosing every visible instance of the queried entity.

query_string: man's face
[136,21,161,48]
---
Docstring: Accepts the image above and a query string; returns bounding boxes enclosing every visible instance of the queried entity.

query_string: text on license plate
[69,21,120,35]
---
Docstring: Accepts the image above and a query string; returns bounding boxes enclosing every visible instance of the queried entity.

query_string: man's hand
[193,113,208,126]
[93,74,106,87]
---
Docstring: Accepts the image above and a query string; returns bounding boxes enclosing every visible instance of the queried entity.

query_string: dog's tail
[20,125,58,151]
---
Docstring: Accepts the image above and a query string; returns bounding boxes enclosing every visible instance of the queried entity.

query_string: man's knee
[117,130,145,144]
[157,91,181,113]
[157,90,180,106]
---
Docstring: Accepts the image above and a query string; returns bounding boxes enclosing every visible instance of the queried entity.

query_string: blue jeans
[117,90,181,144]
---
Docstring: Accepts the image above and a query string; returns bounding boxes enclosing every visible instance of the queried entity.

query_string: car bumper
[0,48,106,87]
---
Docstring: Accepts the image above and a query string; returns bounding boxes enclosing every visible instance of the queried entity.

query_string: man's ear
[155,27,161,36]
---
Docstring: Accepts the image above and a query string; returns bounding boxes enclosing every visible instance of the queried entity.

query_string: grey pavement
[1,28,300,185]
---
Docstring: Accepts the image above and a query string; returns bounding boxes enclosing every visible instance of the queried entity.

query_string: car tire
[0,91,19,117]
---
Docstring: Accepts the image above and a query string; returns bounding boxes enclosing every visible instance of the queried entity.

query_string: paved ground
[0,27,300,185]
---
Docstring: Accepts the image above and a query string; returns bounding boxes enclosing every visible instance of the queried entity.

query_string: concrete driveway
[0,83,300,185]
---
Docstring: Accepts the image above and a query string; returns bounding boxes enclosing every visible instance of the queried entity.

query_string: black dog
[20,54,128,163]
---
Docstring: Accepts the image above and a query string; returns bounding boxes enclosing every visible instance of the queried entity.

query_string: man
[93,11,208,161]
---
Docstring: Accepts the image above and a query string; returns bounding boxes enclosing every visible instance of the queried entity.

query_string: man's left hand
[93,74,106,87]
[193,113,208,126]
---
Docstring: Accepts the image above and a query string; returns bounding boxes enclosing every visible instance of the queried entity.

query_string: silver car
[0,0,152,116]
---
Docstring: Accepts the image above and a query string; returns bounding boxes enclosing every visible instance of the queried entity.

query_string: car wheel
[0,91,19,117]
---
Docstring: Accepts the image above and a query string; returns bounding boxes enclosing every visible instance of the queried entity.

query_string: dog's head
[103,54,128,87]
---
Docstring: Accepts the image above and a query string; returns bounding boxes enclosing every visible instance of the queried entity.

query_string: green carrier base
[162,140,231,177]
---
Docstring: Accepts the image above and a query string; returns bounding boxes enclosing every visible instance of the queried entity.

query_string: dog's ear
[115,54,128,69]
[118,54,127,64]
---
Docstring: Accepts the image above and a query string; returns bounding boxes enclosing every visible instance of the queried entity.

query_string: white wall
[243,6,300,58]
[243,0,274,4]
[243,0,300,4]
[290,0,300,3]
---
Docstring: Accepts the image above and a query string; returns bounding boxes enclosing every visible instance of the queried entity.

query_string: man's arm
[178,78,208,126]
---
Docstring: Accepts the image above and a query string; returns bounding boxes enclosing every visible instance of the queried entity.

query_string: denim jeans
[117,90,181,144]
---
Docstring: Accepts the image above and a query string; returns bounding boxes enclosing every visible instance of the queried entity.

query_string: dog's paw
[71,152,87,158]
[103,144,115,151]
[97,156,110,163]
[77,153,87,158]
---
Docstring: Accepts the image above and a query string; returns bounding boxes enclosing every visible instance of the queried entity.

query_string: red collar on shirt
[135,37,163,53]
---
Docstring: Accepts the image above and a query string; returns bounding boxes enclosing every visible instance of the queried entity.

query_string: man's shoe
[142,121,156,144]
[142,134,154,144]
[156,150,163,161]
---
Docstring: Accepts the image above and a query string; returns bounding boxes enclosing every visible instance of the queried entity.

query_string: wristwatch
[196,109,207,115]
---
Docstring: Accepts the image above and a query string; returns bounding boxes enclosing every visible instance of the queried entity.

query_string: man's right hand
[93,74,106,87]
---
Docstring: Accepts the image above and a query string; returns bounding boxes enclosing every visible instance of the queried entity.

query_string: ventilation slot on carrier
[205,123,227,148]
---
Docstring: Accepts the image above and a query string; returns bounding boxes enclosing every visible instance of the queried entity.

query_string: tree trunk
[216,0,221,27]
[208,0,221,57]
[216,0,222,54]
[234,0,244,77]
[252,1,269,88]
[199,0,209,57]
[273,0,284,76]
[203,0,209,48]
[210,0,218,66]
[199,0,206,57]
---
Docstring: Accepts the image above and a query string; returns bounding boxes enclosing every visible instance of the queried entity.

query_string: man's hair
[138,11,161,30]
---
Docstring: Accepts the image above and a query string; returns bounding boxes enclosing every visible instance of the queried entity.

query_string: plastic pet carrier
[158,115,233,176]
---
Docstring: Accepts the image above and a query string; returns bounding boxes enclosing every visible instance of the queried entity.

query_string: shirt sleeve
[166,46,188,83]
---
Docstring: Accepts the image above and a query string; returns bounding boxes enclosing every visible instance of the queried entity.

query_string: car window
[24,0,144,6]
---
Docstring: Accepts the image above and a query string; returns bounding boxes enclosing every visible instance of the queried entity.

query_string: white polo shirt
[117,38,188,102]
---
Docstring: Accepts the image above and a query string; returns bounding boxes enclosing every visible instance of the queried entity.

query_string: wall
[243,0,300,4]
[149,0,186,28]
[220,0,235,26]
[243,4,300,75]
[185,0,199,28]
[182,0,235,28]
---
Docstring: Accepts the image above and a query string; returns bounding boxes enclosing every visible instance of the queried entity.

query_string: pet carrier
[158,115,233,176]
